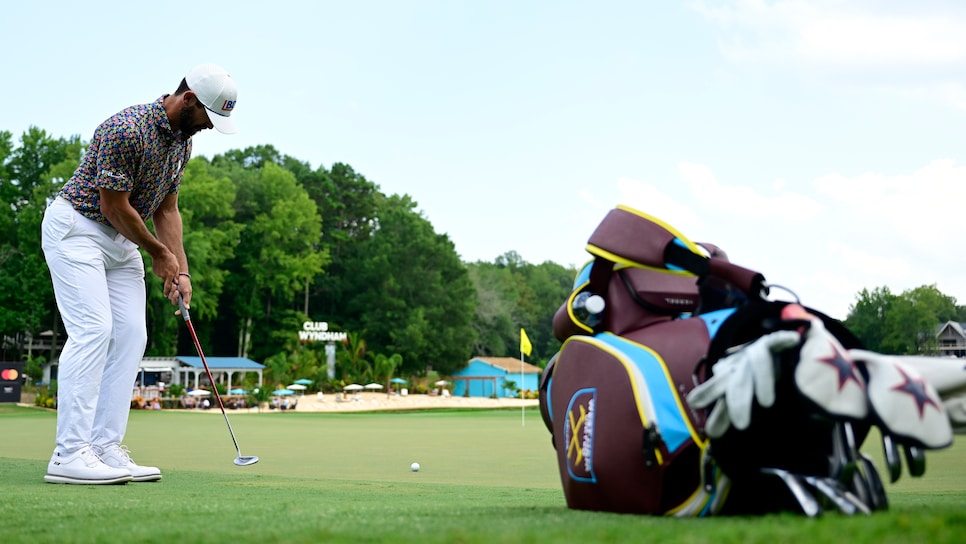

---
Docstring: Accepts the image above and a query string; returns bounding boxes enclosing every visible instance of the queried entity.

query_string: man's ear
[181,90,200,107]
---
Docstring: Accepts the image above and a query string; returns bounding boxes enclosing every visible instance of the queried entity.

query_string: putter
[178,293,259,466]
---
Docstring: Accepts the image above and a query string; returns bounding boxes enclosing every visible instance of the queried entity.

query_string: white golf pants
[41,198,148,454]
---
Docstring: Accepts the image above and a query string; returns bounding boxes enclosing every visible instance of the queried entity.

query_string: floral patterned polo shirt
[59,95,192,227]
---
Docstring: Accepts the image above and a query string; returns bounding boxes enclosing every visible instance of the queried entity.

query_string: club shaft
[184,314,243,456]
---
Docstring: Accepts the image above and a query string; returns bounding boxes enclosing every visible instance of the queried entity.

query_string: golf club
[178,293,259,466]
[761,468,821,517]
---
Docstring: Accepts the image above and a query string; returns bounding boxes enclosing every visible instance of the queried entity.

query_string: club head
[234,455,259,466]
[902,445,926,478]
[882,434,902,483]
[761,468,821,518]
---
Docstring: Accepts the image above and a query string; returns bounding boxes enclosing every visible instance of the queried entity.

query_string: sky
[4,0,966,320]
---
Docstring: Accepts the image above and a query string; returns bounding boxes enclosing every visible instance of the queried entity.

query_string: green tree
[466,254,574,366]
[0,130,15,222]
[515,258,575,365]
[145,157,244,356]
[371,352,403,395]
[214,159,327,361]
[466,260,519,357]
[5,127,77,208]
[843,287,897,352]
[845,284,960,355]
[0,129,80,362]
[297,161,380,320]
[342,194,477,376]
[337,331,369,383]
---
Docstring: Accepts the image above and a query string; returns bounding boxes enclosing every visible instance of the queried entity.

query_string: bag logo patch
[565,388,597,483]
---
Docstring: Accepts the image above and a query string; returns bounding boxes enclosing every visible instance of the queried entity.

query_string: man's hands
[99,187,191,311]
[151,248,191,311]
[153,248,181,301]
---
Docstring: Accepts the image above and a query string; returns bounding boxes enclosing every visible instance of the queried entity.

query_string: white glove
[687,330,801,438]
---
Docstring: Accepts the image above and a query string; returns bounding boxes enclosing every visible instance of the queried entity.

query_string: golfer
[41,64,238,484]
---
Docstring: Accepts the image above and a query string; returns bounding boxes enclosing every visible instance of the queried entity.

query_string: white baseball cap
[185,64,238,134]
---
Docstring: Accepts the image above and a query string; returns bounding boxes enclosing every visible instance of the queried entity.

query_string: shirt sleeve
[94,120,143,192]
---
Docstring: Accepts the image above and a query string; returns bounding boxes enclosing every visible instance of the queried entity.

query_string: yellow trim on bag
[612,261,697,277]
[615,204,704,256]
[560,336,664,465]
[604,333,706,447]
[567,281,595,335]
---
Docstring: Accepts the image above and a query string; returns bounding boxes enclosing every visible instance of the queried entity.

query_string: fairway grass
[1,405,964,543]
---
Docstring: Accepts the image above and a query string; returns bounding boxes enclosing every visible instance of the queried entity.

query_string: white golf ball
[410,462,420,472]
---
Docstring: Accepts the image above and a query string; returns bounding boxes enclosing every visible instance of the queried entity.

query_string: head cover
[185,64,238,134]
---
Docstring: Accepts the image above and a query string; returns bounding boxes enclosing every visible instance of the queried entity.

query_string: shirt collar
[154,95,180,142]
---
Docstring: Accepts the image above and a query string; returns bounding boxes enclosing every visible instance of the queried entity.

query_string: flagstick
[520,351,525,427]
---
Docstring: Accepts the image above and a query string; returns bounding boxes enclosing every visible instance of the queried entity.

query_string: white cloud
[614,176,706,236]
[815,159,966,252]
[827,239,911,281]
[677,162,822,220]
[693,0,966,107]
[610,158,966,318]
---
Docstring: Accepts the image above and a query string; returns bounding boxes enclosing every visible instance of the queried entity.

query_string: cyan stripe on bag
[698,308,735,340]
[595,333,693,452]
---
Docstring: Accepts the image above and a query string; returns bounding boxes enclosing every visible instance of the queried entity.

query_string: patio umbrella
[187,389,211,396]
[272,389,295,396]
[286,383,308,396]
[434,380,449,386]
[293,378,314,386]
[343,384,364,391]
[228,388,248,395]
[364,383,383,390]
[390,378,408,384]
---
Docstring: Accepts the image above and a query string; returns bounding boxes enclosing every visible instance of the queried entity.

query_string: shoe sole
[44,474,133,485]
[132,474,163,482]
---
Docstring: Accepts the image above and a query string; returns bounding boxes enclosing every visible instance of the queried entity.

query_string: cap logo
[221,99,236,112]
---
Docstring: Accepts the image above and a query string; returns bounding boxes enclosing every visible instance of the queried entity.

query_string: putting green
[2,405,561,488]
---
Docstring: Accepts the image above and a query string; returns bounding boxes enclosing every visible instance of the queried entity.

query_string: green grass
[1,404,964,543]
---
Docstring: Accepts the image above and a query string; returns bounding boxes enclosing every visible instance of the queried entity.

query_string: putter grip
[178,294,191,321]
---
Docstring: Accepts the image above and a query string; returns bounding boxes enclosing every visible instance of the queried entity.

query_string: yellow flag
[520,328,533,357]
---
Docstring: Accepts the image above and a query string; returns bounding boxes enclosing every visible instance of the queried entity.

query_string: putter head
[234,455,259,466]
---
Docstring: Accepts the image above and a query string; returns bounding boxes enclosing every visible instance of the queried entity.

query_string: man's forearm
[154,209,188,272]
[102,199,168,259]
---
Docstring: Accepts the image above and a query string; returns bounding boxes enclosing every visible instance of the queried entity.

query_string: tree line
[0,128,576,390]
[2,127,962,392]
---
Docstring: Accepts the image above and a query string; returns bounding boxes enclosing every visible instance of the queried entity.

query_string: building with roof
[937,321,966,357]
[43,355,264,392]
[451,356,543,398]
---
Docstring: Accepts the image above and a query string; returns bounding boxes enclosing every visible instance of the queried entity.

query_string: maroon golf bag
[538,205,950,517]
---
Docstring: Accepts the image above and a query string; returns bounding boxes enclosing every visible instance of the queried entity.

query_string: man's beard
[178,105,207,141]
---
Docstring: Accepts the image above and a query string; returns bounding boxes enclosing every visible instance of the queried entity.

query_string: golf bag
[538,205,952,516]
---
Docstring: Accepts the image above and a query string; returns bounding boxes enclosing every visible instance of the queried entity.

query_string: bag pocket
[549,334,713,515]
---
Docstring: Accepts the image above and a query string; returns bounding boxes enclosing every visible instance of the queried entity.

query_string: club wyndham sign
[298,322,348,343]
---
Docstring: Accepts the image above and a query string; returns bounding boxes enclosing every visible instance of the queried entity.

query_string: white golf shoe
[94,444,162,482]
[44,447,133,485]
